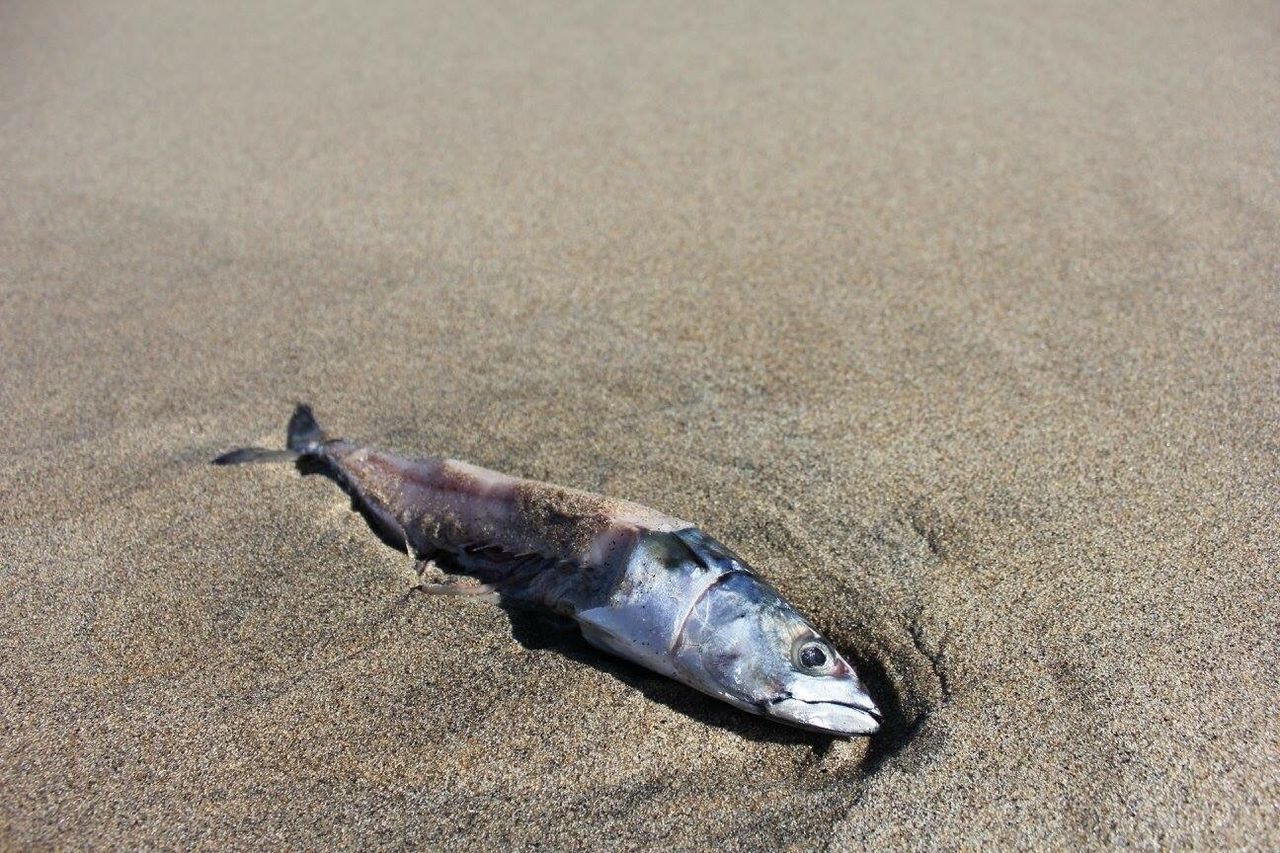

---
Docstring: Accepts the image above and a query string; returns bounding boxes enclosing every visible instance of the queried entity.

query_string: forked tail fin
[286,403,328,453]
[213,403,329,465]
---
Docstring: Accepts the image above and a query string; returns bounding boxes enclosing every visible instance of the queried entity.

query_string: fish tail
[286,402,329,454]
[212,402,330,465]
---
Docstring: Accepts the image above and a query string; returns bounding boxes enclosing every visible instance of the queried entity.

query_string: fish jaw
[760,662,882,734]
[764,688,882,735]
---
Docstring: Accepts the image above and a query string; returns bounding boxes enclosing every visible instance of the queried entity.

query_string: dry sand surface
[2,0,1278,848]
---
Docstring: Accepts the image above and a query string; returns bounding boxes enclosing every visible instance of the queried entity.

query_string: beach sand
[2,0,1277,847]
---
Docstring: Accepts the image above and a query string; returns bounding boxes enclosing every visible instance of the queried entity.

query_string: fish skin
[215,404,882,736]
[318,443,689,615]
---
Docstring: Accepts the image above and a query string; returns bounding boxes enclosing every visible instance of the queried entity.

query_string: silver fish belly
[215,404,881,736]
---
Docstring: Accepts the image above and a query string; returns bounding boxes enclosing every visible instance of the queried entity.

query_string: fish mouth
[765,693,883,736]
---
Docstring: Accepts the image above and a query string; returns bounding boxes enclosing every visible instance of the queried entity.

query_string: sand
[2,0,1277,848]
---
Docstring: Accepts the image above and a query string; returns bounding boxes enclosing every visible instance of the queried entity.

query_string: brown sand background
[2,0,1277,848]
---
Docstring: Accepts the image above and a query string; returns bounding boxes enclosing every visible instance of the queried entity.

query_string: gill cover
[575,528,736,680]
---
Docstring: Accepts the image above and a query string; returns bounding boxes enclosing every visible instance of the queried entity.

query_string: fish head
[673,571,882,736]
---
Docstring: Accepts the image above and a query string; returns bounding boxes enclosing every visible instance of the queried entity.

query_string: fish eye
[798,641,829,670]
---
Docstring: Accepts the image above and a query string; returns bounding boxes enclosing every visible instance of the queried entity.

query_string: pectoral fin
[575,605,679,678]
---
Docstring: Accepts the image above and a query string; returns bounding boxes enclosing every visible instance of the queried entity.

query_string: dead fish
[215,404,882,736]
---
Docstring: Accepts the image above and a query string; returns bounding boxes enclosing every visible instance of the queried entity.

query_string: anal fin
[415,579,501,602]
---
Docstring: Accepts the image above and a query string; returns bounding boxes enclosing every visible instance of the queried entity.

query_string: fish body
[216,405,881,736]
